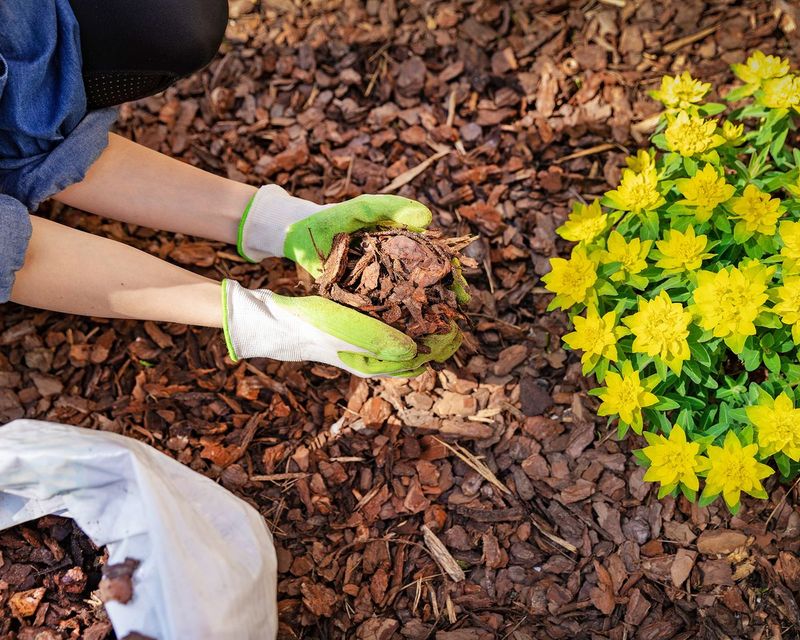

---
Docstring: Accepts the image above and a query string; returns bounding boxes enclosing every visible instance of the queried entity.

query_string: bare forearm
[10,217,222,327]
[55,133,257,244]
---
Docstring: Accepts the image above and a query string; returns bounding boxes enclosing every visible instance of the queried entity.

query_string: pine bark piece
[316,232,351,293]
[99,558,140,605]
[421,525,465,582]
[314,228,472,341]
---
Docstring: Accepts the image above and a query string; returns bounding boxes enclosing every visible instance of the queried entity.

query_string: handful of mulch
[315,228,475,342]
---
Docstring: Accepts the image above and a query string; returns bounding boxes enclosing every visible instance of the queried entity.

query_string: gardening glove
[237,185,432,277]
[222,279,458,378]
[389,322,464,378]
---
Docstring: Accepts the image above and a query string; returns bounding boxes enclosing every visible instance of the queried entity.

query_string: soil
[2,1,800,639]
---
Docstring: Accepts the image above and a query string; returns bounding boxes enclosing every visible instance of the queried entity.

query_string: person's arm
[53,134,433,278]
[10,217,458,377]
[54,133,257,244]
[11,216,222,326]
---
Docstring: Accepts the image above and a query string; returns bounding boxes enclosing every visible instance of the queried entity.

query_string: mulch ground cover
[3,0,800,638]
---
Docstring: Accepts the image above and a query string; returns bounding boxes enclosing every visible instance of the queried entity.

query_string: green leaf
[786,363,800,384]
[698,490,718,508]
[724,85,756,102]
[654,357,668,381]
[718,402,731,428]
[699,102,726,116]
[651,133,668,150]
[733,221,753,243]
[676,408,696,430]
[594,357,609,384]
[713,215,732,234]
[655,397,681,411]
[755,312,783,329]
[775,452,791,478]
[764,351,782,374]
[595,279,619,297]
[689,340,712,368]
[741,347,761,372]
[679,484,697,502]
[658,483,678,499]
[683,361,702,384]
[641,209,660,240]
[770,126,790,165]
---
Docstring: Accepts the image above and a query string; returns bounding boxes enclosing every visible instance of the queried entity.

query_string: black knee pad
[69,0,228,108]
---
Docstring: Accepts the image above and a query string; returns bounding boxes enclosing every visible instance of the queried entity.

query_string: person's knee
[170,0,228,76]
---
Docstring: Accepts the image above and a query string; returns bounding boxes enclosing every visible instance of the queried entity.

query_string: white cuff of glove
[222,280,370,374]
[238,185,324,263]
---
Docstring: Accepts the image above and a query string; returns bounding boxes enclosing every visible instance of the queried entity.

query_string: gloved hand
[222,280,462,378]
[237,185,432,277]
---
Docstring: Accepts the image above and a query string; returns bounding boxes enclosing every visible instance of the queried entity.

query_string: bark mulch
[2,1,800,639]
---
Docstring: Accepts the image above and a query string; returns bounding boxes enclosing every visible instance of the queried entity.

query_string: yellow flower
[596,360,658,432]
[759,75,800,110]
[650,72,711,109]
[780,220,800,262]
[675,164,735,221]
[704,431,774,509]
[664,111,724,157]
[557,200,607,244]
[654,226,713,272]
[642,425,710,493]
[625,149,655,173]
[563,307,622,372]
[732,51,790,85]
[601,231,652,282]
[747,392,800,461]
[774,276,800,344]
[623,291,692,374]
[544,247,598,310]
[692,263,772,353]
[729,184,784,236]
[605,167,664,213]
[721,120,744,143]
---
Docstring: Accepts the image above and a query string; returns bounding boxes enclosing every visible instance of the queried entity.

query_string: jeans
[0,0,116,302]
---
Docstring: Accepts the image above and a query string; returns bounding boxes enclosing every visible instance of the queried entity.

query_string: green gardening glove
[223,280,427,377]
[237,186,432,276]
[340,321,463,377]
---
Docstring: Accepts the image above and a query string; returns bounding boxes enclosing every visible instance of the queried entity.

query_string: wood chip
[421,525,465,582]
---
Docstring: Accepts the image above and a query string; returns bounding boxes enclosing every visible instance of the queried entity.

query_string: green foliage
[547,52,800,509]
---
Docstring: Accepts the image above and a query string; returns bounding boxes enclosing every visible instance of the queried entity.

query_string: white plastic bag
[0,419,278,640]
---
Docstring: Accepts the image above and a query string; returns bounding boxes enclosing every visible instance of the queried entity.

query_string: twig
[663,24,718,53]
[530,515,578,553]
[433,437,511,495]
[307,227,325,262]
[446,89,457,128]
[765,475,800,529]
[379,148,450,194]
[250,472,310,482]
[555,143,629,164]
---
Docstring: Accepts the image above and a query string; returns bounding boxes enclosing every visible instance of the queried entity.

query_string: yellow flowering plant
[545,51,800,512]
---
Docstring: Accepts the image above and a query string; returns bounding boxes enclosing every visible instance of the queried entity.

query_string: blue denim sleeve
[0,0,117,301]
[0,196,32,302]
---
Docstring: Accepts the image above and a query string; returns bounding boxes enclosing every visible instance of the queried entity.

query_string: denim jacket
[0,0,116,301]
